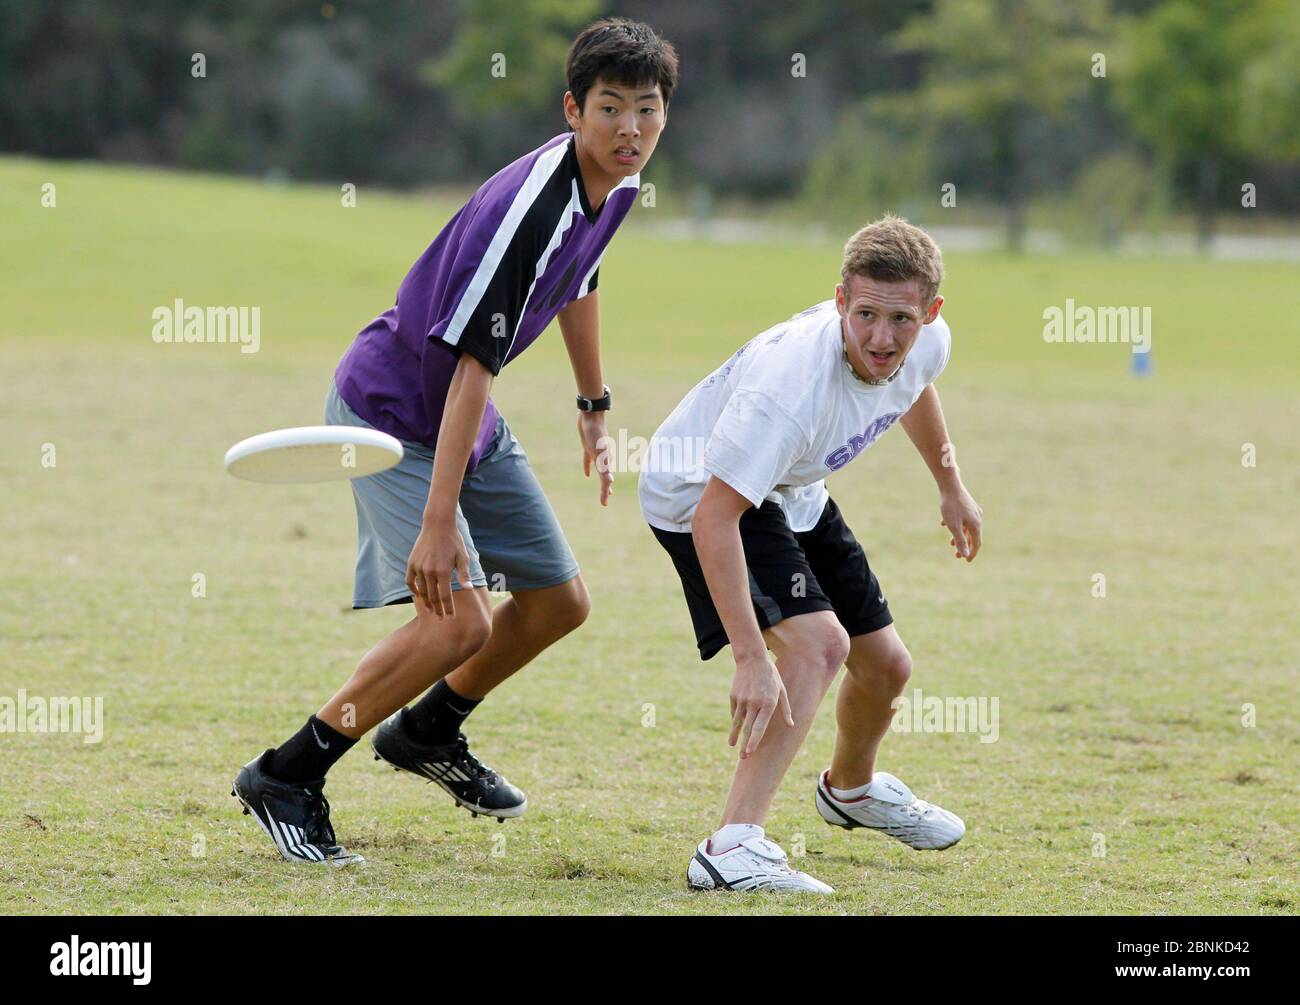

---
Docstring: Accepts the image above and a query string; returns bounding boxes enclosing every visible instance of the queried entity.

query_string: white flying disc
[224,425,404,484]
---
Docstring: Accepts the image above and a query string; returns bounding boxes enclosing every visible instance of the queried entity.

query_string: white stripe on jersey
[442,140,570,347]
[503,178,584,360]
[509,170,641,348]
[577,254,601,299]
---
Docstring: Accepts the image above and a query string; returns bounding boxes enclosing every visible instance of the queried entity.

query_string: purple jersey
[334,132,640,468]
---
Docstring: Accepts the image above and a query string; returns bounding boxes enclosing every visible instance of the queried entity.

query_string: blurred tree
[425,0,601,116]
[799,104,933,224]
[1113,0,1295,249]
[1065,149,1165,247]
[1238,0,1300,162]
[883,0,1109,251]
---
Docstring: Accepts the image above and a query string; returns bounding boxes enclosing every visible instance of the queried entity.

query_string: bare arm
[692,477,793,756]
[901,384,960,493]
[901,384,983,561]
[407,352,494,616]
[557,291,614,505]
[557,290,605,399]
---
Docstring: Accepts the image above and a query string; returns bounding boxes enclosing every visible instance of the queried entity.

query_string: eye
[641,107,657,115]
[603,106,618,114]
[859,310,872,319]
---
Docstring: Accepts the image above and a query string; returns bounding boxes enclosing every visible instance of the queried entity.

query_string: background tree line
[2,0,1297,248]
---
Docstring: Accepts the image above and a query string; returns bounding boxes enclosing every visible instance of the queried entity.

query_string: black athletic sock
[266,715,356,783]
[408,679,481,745]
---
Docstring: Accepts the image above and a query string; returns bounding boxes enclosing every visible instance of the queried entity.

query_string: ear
[563,91,581,131]
[923,295,943,325]
[834,283,846,314]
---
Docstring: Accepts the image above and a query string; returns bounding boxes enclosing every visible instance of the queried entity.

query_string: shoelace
[452,734,494,782]
[885,800,931,829]
[300,788,337,846]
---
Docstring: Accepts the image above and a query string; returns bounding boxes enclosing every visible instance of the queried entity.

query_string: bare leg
[718,611,849,827]
[443,575,591,700]
[828,625,912,789]
[316,588,494,738]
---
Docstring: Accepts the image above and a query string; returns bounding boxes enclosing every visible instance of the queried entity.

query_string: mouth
[867,349,896,367]
[614,146,639,165]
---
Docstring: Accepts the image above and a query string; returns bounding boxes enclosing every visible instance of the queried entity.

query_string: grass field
[1,156,1296,915]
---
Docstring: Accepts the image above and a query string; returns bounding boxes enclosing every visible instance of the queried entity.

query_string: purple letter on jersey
[825,411,903,470]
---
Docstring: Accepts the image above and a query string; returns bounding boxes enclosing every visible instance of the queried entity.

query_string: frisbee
[224,425,404,484]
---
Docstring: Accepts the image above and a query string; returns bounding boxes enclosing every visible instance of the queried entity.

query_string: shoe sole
[370,742,527,822]
[230,781,363,867]
[686,875,832,894]
[687,854,832,894]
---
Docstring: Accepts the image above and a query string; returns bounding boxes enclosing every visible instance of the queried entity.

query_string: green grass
[1,156,1296,914]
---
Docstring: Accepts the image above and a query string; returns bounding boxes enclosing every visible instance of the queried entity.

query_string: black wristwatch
[576,385,612,412]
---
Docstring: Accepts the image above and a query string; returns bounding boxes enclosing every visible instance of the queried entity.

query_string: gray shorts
[325,381,580,608]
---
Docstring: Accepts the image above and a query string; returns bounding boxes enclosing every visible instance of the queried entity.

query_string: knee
[429,601,492,659]
[889,645,914,690]
[864,643,912,693]
[809,622,851,681]
[549,576,592,637]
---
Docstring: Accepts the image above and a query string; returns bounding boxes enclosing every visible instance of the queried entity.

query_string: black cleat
[370,708,527,820]
[231,749,365,867]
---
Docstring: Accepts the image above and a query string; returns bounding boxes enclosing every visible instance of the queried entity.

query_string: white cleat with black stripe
[231,750,365,867]
[686,834,834,894]
[370,708,527,820]
[815,769,965,850]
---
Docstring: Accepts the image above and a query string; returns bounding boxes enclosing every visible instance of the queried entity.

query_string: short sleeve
[702,390,812,508]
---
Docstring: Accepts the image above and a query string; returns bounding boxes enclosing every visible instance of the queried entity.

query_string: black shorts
[650,496,893,660]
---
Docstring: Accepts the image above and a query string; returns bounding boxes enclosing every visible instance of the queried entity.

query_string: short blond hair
[841,215,944,307]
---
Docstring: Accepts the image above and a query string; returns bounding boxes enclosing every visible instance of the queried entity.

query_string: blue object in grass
[1131,350,1152,377]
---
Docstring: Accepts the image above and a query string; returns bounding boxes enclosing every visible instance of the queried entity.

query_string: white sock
[709,823,763,853]
[829,777,873,800]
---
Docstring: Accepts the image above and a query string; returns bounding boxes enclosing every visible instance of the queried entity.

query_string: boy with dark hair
[640,216,981,893]
[233,18,678,866]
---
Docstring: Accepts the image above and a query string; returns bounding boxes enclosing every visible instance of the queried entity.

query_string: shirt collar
[566,135,602,224]
[843,346,903,387]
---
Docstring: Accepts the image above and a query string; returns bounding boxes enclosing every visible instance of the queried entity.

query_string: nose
[618,113,640,138]
[861,319,890,349]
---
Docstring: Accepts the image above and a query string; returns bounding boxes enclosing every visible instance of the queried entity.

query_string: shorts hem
[489,566,581,593]
[697,596,837,661]
[840,607,895,638]
[351,579,489,609]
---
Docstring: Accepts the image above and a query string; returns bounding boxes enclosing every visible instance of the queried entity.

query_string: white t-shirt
[637,299,951,533]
